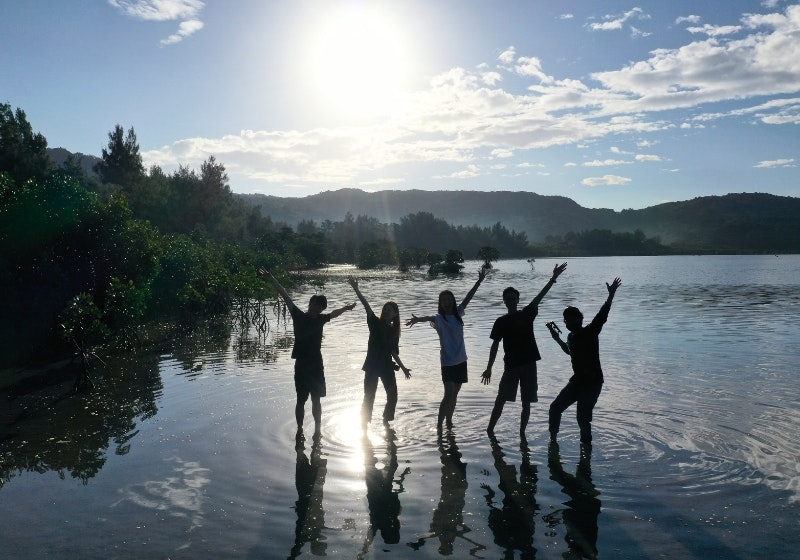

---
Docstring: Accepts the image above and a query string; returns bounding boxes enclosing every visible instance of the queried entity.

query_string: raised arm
[259,267,297,311]
[605,277,622,305]
[405,313,437,327]
[530,262,567,307]
[329,301,357,320]
[347,276,373,316]
[546,321,571,355]
[460,267,487,309]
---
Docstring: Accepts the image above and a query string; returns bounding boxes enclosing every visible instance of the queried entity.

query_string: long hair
[438,290,463,325]
[380,301,401,342]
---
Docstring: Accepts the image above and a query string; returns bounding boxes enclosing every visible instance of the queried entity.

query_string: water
[2,255,799,559]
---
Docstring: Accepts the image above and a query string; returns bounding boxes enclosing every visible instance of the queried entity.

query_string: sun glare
[303,7,413,120]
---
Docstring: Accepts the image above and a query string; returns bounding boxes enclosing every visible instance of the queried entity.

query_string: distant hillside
[238,189,800,253]
[47,147,101,178]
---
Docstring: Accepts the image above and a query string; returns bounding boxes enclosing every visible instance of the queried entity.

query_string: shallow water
[2,256,799,559]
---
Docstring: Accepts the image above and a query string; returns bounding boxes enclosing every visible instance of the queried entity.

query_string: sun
[303,7,413,120]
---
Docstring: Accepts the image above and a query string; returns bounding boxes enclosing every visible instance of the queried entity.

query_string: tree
[477,246,500,268]
[0,103,51,185]
[94,124,144,187]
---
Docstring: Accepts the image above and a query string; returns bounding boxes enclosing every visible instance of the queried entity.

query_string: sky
[2,0,800,211]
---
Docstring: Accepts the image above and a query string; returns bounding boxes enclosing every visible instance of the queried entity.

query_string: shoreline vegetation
[2,102,799,379]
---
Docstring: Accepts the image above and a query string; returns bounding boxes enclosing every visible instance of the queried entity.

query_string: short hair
[309,294,327,309]
[502,287,520,300]
[563,306,583,320]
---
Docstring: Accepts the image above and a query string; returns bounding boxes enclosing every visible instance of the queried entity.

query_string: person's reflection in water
[361,427,410,551]
[405,433,485,556]
[482,436,539,559]
[546,441,601,559]
[289,436,328,558]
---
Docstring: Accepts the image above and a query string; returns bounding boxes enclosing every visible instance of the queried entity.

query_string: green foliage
[0,103,52,186]
[0,173,95,265]
[59,292,111,353]
[477,246,500,267]
[94,125,144,187]
[536,229,670,256]
[428,249,465,275]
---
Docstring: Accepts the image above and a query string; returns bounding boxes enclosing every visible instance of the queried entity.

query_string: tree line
[0,102,667,368]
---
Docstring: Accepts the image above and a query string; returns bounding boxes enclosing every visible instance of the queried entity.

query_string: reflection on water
[483,437,539,559]
[0,352,163,486]
[407,432,486,557]
[1,256,799,559]
[545,441,600,559]
[359,427,409,554]
[289,437,328,558]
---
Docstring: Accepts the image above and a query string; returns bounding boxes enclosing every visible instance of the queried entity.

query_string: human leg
[487,396,505,435]
[381,373,399,422]
[362,373,380,425]
[517,363,537,436]
[311,395,322,436]
[520,401,531,436]
[548,382,578,439]
[445,382,462,426]
[575,384,602,444]
[296,392,308,428]
[438,381,454,430]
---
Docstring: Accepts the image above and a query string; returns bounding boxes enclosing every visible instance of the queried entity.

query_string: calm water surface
[1,256,799,559]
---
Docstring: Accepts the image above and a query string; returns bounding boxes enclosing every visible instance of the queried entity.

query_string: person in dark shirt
[481,263,567,437]
[348,276,411,429]
[546,277,621,448]
[260,268,356,438]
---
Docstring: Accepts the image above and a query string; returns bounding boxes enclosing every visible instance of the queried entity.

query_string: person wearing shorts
[407,268,486,433]
[482,262,567,438]
[260,268,356,438]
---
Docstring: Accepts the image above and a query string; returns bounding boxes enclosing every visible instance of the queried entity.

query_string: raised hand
[606,277,622,296]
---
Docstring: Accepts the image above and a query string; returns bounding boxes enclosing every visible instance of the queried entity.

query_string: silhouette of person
[361,428,410,551]
[481,263,567,437]
[259,268,355,438]
[429,433,470,555]
[348,277,411,428]
[288,438,328,558]
[547,441,601,559]
[482,437,539,559]
[406,433,486,556]
[546,277,621,447]
[406,268,486,432]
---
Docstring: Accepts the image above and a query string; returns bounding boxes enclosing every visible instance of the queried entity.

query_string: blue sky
[2,0,799,210]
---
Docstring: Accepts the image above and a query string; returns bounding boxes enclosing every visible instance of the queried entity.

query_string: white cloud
[160,19,204,45]
[686,24,742,37]
[588,7,650,32]
[755,158,796,167]
[109,0,205,44]
[584,159,630,166]
[560,14,574,20]
[581,175,632,187]
[676,15,702,25]
[141,5,800,190]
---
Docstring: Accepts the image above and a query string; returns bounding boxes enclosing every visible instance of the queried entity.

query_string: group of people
[258,264,621,448]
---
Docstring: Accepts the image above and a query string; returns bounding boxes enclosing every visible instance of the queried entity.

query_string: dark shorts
[441,361,468,384]
[497,361,538,403]
[294,359,326,398]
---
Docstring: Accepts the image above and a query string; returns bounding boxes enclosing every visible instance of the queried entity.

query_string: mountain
[238,189,800,253]
[46,147,101,178]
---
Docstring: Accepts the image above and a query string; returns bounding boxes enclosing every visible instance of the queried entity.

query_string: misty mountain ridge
[239,188,800,253]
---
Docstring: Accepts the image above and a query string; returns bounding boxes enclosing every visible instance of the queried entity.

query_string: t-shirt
[289,305,331,362]
[362,312,399,374]
[489,302,542,368]
[566,300,611,385]
[432,304,467,367]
